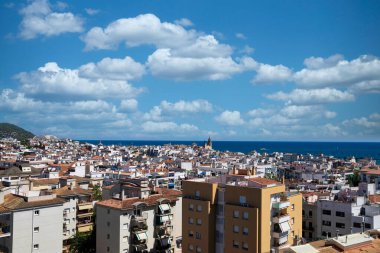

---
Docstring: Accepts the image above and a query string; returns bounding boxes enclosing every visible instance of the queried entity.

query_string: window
[291,217,295,224]
[365,223,371,229]
[233,240,239,248]
[233,210,239,218]
[196,218,202,225]
[195,190,200,198]
[34,227,39,233]
[189,204,194,211]
[107,209,110,214]
[189,231,194,237]
[107,234,110,239]
[107,221,110,227]
[122,223,129,230]
[197,205,202,212]
[322,209,331,215]
[240,195,247,204]
[302,210,305,216]
[107,246,110,252]
[196,232,201,239]
[336,222,345,229]
[309,210,313,217]
[291,204,295,211]
[336,211,345,217]
[33,244,39,250]
[34,210,40,216]
[196,246,202,253]
[322,220,331,226]
[243,227,249,235]
[233,225,239,233]
[243,212,249,220]
[353,222,361,228]
[242,242,248,251]
[188,244,194,251]
[189,218,194,224]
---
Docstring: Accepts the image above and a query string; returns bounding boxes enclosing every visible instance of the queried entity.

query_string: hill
[0,123,35,141]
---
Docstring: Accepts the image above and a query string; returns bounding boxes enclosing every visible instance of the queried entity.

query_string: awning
[159,204,170,212]
[136,232,148,240]
[279,221,291,232]
[78,225,92,233]
[78,203,93,210]
[160,215,172,222]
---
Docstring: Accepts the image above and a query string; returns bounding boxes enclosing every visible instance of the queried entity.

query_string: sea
[80,140,380,162]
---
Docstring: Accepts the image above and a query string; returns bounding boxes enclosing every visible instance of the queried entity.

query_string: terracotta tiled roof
[52,185,92,196]
[31,178,59,186]
[97,188,182,210]
[249,177,280,185]
[0,194,64,213]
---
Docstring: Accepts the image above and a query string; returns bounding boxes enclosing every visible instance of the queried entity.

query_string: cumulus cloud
[266,88,355,105]
[160,99,213,113]
[15,61,143,99]
[174,18,193,27]
[147,49,254,81]
[19,0,83,39]
[119,99,138,111]
[294,55,380,89]
[252,63,293,84]
[143,106,163,121]
[235,33,246,40]
[79,56,145,81]
[215,110,245,126]
[85,8,99,16]
[141,121,198,133]
[82,13,198,50]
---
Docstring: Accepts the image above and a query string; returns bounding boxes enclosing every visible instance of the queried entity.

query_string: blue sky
[0,0,380,141]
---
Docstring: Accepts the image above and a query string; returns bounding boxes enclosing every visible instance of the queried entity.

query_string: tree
[92,184,102,201]
[69,230,95,253]
[348,171,361,187]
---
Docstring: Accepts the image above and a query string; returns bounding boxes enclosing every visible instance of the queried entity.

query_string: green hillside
[0,123,35,141]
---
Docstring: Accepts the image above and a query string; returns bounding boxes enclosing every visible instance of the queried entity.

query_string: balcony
[0,225,11,238]
[273,201,290,209]
[155,236,174,252]
[272,214,290,224]
[77,219,93,233]
[272,231,289,239]
[155,225,173,238]
[131,243,148,253]
[156,214,173,226]
[77,202,93,211]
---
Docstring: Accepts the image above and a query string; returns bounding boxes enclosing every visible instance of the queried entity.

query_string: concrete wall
[12,205,63,253]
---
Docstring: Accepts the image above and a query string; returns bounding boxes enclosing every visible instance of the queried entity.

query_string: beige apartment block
[96,187,182,253]
[182,172,302,253]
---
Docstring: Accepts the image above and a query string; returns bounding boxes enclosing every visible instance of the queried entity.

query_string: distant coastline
[79,140,380,162]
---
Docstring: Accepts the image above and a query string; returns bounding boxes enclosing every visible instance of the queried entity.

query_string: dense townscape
[0,135,379,253]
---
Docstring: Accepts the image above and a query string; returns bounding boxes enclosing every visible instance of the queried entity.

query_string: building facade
[182,174,302,253]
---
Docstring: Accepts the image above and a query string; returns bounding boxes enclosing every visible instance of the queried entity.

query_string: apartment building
[0,191,64,253]
[52,179,94,253]
[96,179,182,253]
[182,172,302,253]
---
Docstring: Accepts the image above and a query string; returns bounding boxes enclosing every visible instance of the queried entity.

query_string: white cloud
[215,110,244,126]
[247,108,274,117]
[147,49,253,81]
[252,63,292,84]
[143,106,162,121]
[79,56,145,81]
[119,99,138,111]
[19,0,83,39]
[160,99,213,113]
[266,88,355,105]
[294,55,380,89]
[235,33,246,40]
[174,18,193,27]
[343,117,379,128]
[0,89,43,111]
[239,45,255,54]
[370,113,380,120]
[16,62,143,99]
[85,8,99,15]
[82,13,198,50]
[141,121,198,133]
[348,80,380,94]
[303,54,344,70]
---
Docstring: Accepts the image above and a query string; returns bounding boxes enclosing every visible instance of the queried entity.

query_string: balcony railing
[272,230,289,239]
[272,214,290,224]
[273,201,290,209]
[0,225,11,238]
